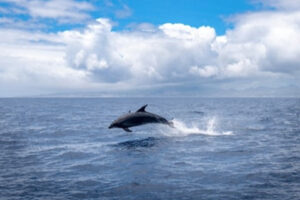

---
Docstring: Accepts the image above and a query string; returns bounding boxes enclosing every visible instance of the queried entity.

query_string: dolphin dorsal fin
[136,104,148,112]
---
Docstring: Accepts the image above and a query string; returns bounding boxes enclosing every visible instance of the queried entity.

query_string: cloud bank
[0,0,299,97]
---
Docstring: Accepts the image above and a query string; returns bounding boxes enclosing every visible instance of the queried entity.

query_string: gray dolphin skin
[108,104,173,132]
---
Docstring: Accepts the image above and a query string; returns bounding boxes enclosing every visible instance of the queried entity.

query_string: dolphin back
[118,112,169,128]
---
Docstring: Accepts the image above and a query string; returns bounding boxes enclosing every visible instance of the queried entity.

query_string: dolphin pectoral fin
[136,104,148,112]
[123,127,132,132]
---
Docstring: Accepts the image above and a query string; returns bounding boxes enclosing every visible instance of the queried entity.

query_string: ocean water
[0,98,299,200]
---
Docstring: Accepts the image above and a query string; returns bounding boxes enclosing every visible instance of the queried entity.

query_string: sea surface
[0,98,299,200]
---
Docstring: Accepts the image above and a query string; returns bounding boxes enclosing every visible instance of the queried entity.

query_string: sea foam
[161,117,233,137]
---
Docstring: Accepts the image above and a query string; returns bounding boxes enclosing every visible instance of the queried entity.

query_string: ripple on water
[57,151,96,160]
[68,163,110,173]
[114,137,160,149]
[0,98,299,200]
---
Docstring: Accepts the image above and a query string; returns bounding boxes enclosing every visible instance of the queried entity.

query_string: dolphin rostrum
[108,104,173,132]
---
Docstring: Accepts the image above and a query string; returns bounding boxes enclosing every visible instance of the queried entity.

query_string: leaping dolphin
[108,104,173,132]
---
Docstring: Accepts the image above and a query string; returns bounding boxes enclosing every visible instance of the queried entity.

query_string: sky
[0,0,299,97]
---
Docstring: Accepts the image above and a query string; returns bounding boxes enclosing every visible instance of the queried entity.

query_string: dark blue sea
[0,98,299,200]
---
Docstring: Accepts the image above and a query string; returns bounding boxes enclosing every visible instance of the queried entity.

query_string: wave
[115,137,158,148]
[162,117,233,137]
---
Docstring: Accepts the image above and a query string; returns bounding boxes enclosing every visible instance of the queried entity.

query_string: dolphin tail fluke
[168,120,175,128]
[123,127,132,132]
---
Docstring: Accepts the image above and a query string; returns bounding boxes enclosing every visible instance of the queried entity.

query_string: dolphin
[108,104,173,132]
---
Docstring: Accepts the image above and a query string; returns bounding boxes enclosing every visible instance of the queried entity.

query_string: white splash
[162,117,233,137]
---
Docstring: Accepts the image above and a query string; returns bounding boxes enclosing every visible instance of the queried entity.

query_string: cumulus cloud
[0,0,299,97]
[189,65,219,78]
[62,11,300,81]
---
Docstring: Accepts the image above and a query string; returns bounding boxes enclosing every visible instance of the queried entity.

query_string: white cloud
[189,65,219,78]
[226,9,300,75]
[86,54,109,70]
[0,29,89,96]
[61,19,217,85]
[159,23,216,42]
[62,11,300,81]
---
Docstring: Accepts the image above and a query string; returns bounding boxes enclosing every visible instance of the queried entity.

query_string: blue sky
[1,0,262,33]
[0,0,299,97]
[101,0,261,34]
